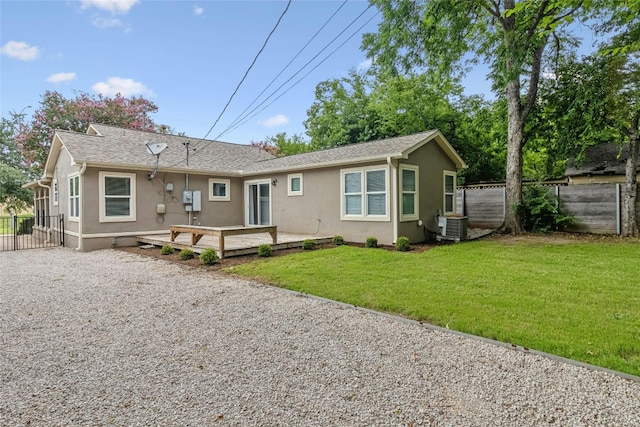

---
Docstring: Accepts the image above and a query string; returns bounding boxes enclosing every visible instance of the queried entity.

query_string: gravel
[1,247,639,426]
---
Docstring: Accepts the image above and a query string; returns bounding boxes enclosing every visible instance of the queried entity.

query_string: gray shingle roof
[53,125,461,176]
[566,143,637,176]
[242,130,441,174]
[57,124,274,175]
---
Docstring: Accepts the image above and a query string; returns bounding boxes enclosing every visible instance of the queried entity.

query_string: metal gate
[0,214,65,251]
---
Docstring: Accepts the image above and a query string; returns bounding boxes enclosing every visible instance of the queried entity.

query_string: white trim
[68,173,80,222]
[244,179,272,226]
[208,178,231,201]
[99,171,137,223]
[52,179,59,206]
[81,230,172,239]
[399,164,419,222]
[287,173,303,196]
[443,170,457,215]
[340,165,390,222]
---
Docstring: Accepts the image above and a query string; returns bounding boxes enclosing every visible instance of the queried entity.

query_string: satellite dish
[145,142,168,156]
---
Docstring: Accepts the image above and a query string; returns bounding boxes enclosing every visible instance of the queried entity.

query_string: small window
[99,172,136,222]
[288,173,303,196]
[68,175,79,219]
[208,178,230,201]
[400,165,419,221]
[444,171,456,214]
[53,179,59,206]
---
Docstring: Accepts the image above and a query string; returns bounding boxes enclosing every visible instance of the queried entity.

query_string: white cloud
[80,0,139,14]
[1,41,40,61]
[91,15,124,29]
[357,58,372,71]
[193,6,204,16]
[46,72,77,83]
[258,114,290,128]
[92,77,155,97]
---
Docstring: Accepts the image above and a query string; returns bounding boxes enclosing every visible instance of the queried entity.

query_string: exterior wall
[51,149,80,248]
[258,162,396,245]
[397,141,458,243]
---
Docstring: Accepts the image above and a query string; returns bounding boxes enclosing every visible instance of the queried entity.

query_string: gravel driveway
[1,247,639,426]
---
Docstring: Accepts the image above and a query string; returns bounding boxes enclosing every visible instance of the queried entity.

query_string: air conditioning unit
[437,216,468,242]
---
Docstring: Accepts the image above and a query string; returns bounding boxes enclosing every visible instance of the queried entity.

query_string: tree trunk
[621,116,639,237]
[503,79,525,234]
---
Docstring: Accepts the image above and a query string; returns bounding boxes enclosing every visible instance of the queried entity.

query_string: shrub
[161,245,175,255]
[258,244,273,257]
[332,235,345,246]
[365,236,378,248]
[395,236,411,252]
[302,239,315,250]
[199,248,219,265]
[179,248,195,260]
[516,184,576,233]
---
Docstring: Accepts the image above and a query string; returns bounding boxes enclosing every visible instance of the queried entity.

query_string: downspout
[388,157,398,244]
[76,163,87,251]
[186,172,191,226]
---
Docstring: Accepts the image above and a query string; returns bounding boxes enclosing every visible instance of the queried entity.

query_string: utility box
[182,190,193,204]
[437,216,468,242]
[192,190,201,212]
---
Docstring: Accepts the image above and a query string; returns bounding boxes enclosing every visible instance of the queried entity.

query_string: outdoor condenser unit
[437,216,469,242]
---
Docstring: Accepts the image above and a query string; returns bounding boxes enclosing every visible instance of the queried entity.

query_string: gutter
[76,163,87,251]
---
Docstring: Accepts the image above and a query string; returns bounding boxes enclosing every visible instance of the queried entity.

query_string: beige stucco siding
[262,162,395,245]
[52,148,80,246]
[397,140,458,243]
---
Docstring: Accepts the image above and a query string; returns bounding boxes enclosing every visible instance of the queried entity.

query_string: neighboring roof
[242,130,467,175]
[566,143,638,177]
[41,124,467,178]
[44,123,275,177]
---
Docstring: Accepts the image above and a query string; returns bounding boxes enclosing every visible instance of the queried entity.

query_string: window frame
[287,173,303,196]
[99,171,136,223]
[443,170,457,215]
[52,178,59,206]
[399,164,419,221]
[340,165,389,221]
[208,178,231,201]
[68,174,80,221]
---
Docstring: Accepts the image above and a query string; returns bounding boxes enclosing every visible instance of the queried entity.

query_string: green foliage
[161,245,175,255]
[199,248,219,265]
[258,244,273,257]
[0,162,33,213]
[302,239,315,250]
[516,185,575,233]
[332,235,345,246]
[227,240,640,376]
[365,236,378,248]
[179,248,195,260]
[395,236,411,252]
[15,215,34,235]
[253,132,312,157]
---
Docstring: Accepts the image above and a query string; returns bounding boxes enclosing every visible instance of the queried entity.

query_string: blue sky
[1,1,599,145]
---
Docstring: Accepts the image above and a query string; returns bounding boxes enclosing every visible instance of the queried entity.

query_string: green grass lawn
[225,237,640,376]
[0,215,33,234]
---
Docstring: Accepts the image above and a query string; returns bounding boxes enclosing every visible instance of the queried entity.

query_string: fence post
[616,183,621,235]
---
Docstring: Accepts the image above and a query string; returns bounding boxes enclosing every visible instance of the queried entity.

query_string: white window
[53,179,59,206]
[444,171,456,214]
[340,166,389,221]
[288,173,303,196]
[208,178,230,201]
[99,171,136,222]
[68,175,79,220]
[400,165,419,221]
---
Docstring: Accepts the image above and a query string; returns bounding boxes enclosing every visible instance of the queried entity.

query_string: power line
[199,0,292,143]
[218,9,379,140]
[221,0,349,136]
[215,3,375,141]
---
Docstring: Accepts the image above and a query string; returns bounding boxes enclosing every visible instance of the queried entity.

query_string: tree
[15,90,159,175]
[362,0,603,233]
[1,111,34,212]
[305,69,506,183]
[251,132,312,157]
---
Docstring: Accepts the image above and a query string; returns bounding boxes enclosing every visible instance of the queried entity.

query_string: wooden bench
[169,225,277,258]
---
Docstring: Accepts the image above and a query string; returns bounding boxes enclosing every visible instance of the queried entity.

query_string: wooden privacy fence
[457,183,640,234]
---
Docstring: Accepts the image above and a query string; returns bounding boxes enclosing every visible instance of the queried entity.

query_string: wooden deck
[138,229,333,258]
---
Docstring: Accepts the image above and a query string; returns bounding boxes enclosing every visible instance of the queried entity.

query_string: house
[25,124,467,251]
[566,143,640,184]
